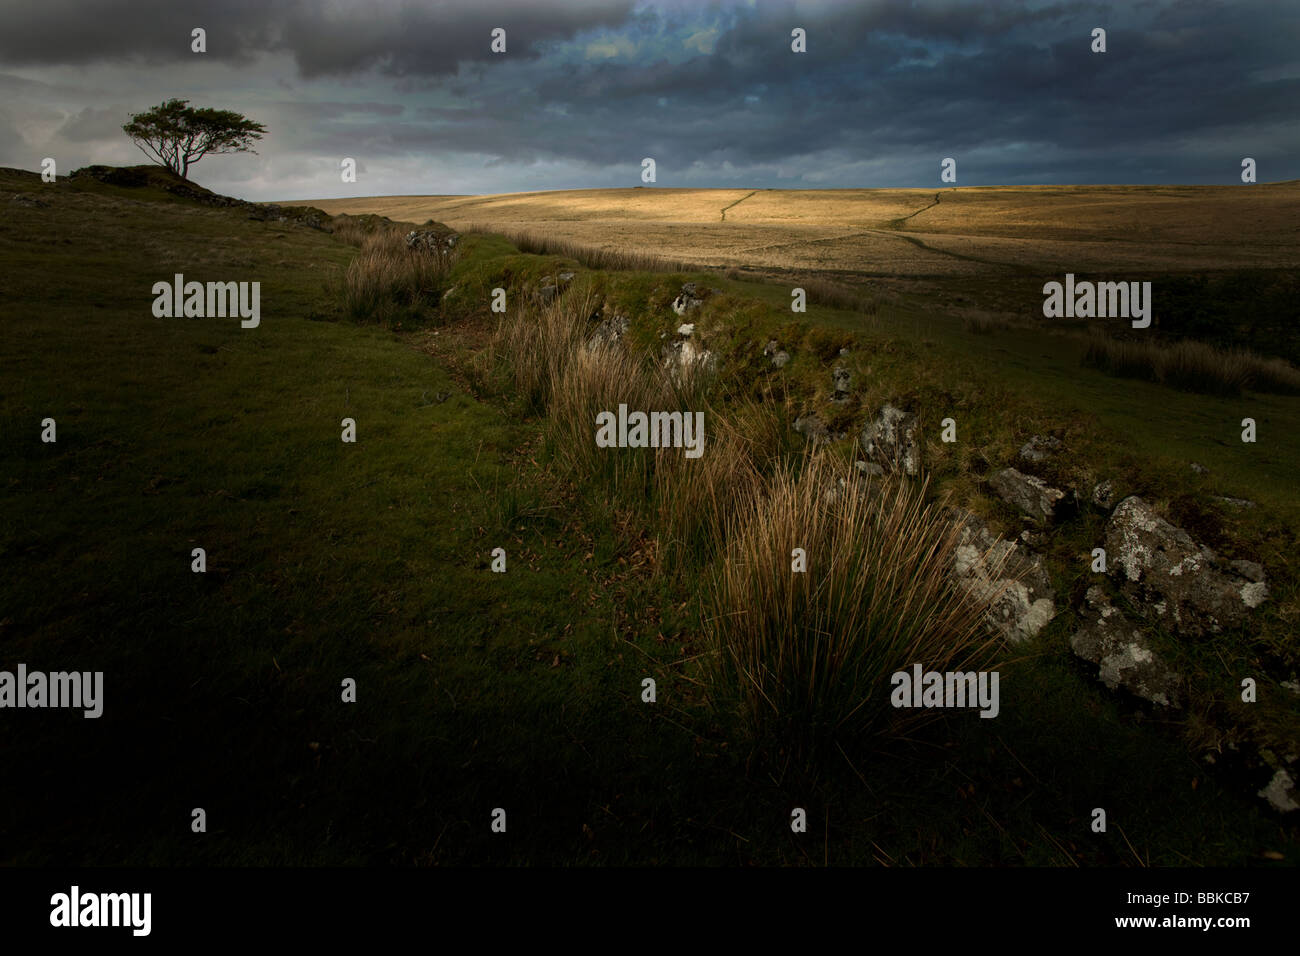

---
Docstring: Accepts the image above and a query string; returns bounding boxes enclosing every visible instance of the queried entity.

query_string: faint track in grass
[720,190,757,221]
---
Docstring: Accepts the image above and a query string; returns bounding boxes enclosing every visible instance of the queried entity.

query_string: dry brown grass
[462,222,701,273]
[961,310,1013,335]
[1082,331,1300,397]
[338,229,454,324]
[491,290,592,411]
[798,275,880,315]
[703,454,999,759]
[331,213,405,248]
[306,183,1300,276]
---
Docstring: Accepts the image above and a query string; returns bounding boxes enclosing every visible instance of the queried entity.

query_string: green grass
[0,166,1295,866]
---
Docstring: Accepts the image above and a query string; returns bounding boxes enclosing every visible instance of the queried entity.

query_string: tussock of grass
[492,290,591,412]
[798,275,880,315]
[962,311,1012,335]
[331,213,404,248]
[339,229,453,325]
[703,455,999,760]
[1083,331,1300,397]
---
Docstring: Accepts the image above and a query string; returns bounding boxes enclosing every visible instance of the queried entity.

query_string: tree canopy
[122,99,267,180]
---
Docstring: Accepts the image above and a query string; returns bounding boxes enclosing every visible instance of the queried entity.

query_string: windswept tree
[122,99,267,179]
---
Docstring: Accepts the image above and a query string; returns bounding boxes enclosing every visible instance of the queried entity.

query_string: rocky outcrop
[950,509,1057,645]
[989,468,1065,523]
[671,281,721,315]
[1258,769,1300,813]
[1216,496,1256,509]
[1018,434,1062,463]
[831,366,852,404]
[661,334,716,384]
[405,228,459,255]
[763,340,790,368]
[68,165,335,230]
[1106,496,1268,637]
[531,270,576,306]
[586,313,630,351]
[793,412,829,443]
[860,404,920,476]
[1070,586,1182,707]
[1091,480,1115,511]
[251,203,332,230]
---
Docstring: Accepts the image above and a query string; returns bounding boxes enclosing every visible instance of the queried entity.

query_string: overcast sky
[0,0,1296,200]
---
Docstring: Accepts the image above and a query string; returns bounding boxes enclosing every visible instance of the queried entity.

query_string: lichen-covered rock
[793,412,829,443]
[831,366,852,403]
[586,313,630,351]
[860,404,920,476]
[989,468,1064,523]
[671,281,721,316]
[1018,435,1062,463]
[532,270,575,306]
[1216,496,1256,509]
[950,509,1057,644]
[762,340,791,368]
[404,228,458,254]
[1070,586,1182,707]
[1257,769,1299,813]
[1106,496,1268,636]
[1091,480,1115,511]
[660,336,716,384]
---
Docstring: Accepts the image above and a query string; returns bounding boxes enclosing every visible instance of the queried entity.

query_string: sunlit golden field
[305,182,1300,277]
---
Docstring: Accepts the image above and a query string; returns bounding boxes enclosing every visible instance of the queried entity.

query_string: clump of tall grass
[492,290,594,412]
[331,213,404,248]
[962,311,1011,335]
[798,275,880,315]
[1082,331,1300,397]
[544,335,675,496]
[703,454,998,761]
[493,286,746,567]
[340,230,453,325]
[650,403,774,574]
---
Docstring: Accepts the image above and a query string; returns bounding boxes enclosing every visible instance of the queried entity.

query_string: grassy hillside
[1,167,1295,865]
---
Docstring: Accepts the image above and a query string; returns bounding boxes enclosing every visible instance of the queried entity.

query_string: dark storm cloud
[278,1,636,77]
[0,0,635,74]
[0,0,279,66]
[504,0,1300,180]
[1,0,1296,193]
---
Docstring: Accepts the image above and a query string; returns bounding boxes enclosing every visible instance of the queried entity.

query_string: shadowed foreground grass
[0,167,1295,865]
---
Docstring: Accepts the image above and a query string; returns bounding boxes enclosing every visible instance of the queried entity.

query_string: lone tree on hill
[122,99,267,179]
